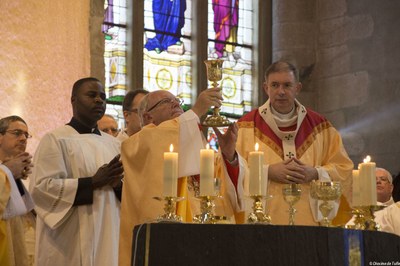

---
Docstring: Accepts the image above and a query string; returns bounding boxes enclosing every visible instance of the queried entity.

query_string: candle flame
[255,143,259,151]
[363,155,371,163]
[206,143,210,150]
[169,144,174,152]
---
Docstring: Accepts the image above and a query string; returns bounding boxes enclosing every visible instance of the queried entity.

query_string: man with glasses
[347,167,396,228]
[98,114,119,137]
[118,89,246,266]
[30,77,124,266]
[117,89,149,141]
[0,115,35,266]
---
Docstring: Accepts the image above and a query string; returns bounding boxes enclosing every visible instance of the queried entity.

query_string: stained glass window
[102,0,127,126]
[207,0,253,118]
[102,0,264,134]
[143,0,193,107]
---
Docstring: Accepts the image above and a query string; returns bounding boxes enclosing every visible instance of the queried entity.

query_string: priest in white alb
[30,78,124,266]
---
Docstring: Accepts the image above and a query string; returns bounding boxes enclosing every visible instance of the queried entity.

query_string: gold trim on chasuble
[239,120,333,160]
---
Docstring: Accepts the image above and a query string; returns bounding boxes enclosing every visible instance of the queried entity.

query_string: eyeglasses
[4,129,32,139]
[147,97,184,112]
[376,176,391,183]
[101,128,119,133]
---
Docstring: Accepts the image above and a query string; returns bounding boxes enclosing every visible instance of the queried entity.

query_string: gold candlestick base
[193,195,226,224]
[153,196,185,223]
[349,205,385,231]
[347,205,385,231]
[247,195,271,225]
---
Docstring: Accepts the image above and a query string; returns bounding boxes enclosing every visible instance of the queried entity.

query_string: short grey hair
[0,116,27,134]
[376,167,393,183]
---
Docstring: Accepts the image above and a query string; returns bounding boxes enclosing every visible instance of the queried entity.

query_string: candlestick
[163,144,178,197]
[249,143,266,196]
[200,144,215,196]
[359,156,376,206]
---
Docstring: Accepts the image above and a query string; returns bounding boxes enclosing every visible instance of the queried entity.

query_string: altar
[131,223,400,266]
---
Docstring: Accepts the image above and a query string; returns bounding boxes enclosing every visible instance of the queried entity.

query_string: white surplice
[30,125,121,266]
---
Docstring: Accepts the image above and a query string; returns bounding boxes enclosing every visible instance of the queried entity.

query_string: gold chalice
[202,59,232,127]
[282,184,301,225]
[310,181,341,227]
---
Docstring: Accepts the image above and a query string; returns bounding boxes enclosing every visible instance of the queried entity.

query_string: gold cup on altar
[310,181,341,227]
[202,59,232,127]
[282,184,302,225]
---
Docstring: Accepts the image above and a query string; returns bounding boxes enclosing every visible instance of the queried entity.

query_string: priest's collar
[270,103,298,128]
[271,105,296,119]
[67,117,101,135]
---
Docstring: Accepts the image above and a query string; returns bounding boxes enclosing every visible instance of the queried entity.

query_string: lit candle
[352,169,361,206]
[359,155,377,205]
[200,144,215,196]
[163,144,178,197]
[249,143,266,196]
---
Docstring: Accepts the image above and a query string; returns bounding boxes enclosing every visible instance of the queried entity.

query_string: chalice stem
[288,205,296,225]
[319,200,334,227]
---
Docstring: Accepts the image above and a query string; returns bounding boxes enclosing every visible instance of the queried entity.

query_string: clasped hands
[92,154,124,189]
[3,152,33,180]
[269,158,318,184]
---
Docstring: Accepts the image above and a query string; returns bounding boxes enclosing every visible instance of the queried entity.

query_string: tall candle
[359,155,377,205]
[249,143,266,196]
[163,144,178,197]
[352,169,361,206]
[200,144,215,196]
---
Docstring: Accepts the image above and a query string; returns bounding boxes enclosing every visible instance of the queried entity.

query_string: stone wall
[0,1,91,154]
[272,0,400,174]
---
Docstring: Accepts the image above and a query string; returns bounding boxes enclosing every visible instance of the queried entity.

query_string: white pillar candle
[163,144,178,197]
[352,169,361,206]
[200,144,215,196]
[249,143,266,196]
[359,156,377,205]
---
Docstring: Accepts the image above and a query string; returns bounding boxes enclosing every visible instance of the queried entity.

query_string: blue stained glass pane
[144,0,193,106]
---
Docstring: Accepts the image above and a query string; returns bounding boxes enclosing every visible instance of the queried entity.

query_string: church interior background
[1,0,399,175]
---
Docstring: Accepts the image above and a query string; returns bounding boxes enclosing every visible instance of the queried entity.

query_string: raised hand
[191,87,223,118]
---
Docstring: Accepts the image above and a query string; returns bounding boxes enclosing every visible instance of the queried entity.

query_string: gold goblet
[282,184,301,225]
[310,181,341,227]
[202,59,232,127]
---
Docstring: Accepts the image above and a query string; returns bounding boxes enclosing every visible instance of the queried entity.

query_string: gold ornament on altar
[247,195,272,224]
[193,195,226,224]
[153,196,184,222]
[202,59,232,127]
[310,181,341,227]
[282,184,302,225]
[347,205,385,231]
